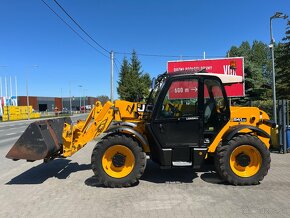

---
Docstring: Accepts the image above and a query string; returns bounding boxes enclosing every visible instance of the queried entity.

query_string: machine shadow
[140,160,198,184]
[199,172,228,185]
[85,160,225,187]
[6,159,91,185]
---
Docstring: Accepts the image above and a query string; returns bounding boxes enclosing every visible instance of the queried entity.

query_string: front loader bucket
[6,117,72,161]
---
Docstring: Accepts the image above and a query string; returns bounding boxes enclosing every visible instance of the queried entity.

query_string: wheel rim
[102,145,135,178]
[230,145,262,178]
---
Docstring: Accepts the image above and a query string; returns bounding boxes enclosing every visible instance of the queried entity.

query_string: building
[17,96,98,112]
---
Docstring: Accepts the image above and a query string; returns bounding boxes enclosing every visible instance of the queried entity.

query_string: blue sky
[0,0,289,98]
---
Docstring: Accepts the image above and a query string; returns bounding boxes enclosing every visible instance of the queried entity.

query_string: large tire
[214,143,225,180]
[91,134,146,188]
[215,134,271,185]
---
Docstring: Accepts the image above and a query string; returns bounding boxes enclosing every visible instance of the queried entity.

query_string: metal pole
[0,65,8,98]
[26,79,30,120]
[0,77,2,97]
[271,45,277,123]
[270,17,277,123]
[24,65,38,119]
[9,76,12,98]
[5,76,8,98]
[15,76,18,106]
[110,51,114,101]
[61,88,63,111]
[83,89,86,113]
[283,100,287,153]
[69,82,72,115]
[78,85,82,112]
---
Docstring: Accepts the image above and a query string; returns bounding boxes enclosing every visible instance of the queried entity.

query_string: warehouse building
[17,96,98,112]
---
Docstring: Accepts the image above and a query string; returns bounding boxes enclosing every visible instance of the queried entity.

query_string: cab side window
[204,79,227,129]
[158,79,198,119]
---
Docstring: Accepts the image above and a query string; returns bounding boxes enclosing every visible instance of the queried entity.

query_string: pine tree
[117,50,151,102]
[117,57,131,100]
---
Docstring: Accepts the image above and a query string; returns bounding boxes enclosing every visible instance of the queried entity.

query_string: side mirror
[151,77,156,90]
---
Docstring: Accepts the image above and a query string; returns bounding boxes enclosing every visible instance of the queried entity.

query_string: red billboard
[167,57,244,97]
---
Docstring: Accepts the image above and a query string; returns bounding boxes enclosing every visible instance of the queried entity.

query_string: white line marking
[5,133,17,136]
[0,136,20,144]
[0,126,26,132]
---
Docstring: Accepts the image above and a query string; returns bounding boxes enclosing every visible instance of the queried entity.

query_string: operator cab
[144,72,231,168]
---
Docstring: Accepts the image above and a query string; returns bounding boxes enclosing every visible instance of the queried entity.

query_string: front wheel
[91,134,146,187]
[215,134,271,185]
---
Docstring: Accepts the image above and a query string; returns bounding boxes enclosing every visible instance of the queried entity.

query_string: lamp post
[69,82,72,115]
[0,66,8,98]
[270,12,288,123]
[83,88,88,113]
[0,66,8,120]
[26,65,38,120]
[78,85,82,113]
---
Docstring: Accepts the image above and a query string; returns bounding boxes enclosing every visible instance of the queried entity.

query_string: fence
[278,100,289,153]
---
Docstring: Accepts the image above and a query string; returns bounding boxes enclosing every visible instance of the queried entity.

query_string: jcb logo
[233,118,247,122]
[137,104,146,112]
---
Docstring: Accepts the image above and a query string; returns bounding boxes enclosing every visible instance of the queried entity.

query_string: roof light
[230,61,237,70]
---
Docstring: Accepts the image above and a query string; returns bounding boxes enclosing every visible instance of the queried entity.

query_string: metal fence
[278,100,290,153]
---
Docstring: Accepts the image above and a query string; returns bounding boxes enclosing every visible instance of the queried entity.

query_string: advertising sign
[167,57,244,98]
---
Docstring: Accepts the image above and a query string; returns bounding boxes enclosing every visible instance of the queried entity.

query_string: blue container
[287,127,290,149]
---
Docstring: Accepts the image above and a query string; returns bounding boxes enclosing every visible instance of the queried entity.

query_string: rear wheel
[215,134,270,185]
[91,134,146,187]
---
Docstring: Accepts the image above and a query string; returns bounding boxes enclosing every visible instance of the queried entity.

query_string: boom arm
[62,100,143,157]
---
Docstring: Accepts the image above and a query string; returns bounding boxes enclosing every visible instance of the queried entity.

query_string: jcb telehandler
[6,72,276,187]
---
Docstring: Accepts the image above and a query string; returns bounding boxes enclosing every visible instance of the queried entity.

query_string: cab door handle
[159,124,165,133]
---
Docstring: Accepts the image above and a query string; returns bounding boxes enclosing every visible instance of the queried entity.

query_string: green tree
[276,20,290,99]
[96,95,109,105]
[227,41,271,102]
[117,50,151,101]
[117,57,131,100]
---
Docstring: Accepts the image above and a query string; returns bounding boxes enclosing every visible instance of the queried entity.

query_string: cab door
[150,76,202,162]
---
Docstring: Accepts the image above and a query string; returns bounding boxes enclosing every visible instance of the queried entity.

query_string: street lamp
[83,88,88,113]
[0,66,8,120]
[0,66,8,98]
[270,12,288,123]
[78,85,82,113]
[26,65,38,120]
[69,81,72,115]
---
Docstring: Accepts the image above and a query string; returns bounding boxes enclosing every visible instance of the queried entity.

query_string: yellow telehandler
[6,72,277,187]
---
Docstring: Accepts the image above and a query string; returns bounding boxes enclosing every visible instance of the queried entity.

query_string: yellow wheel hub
[102,145,135,179]
[230,145,262,178]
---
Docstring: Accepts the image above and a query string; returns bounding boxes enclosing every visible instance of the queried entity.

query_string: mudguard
[224,125,270,141]
[103,125,149,152]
